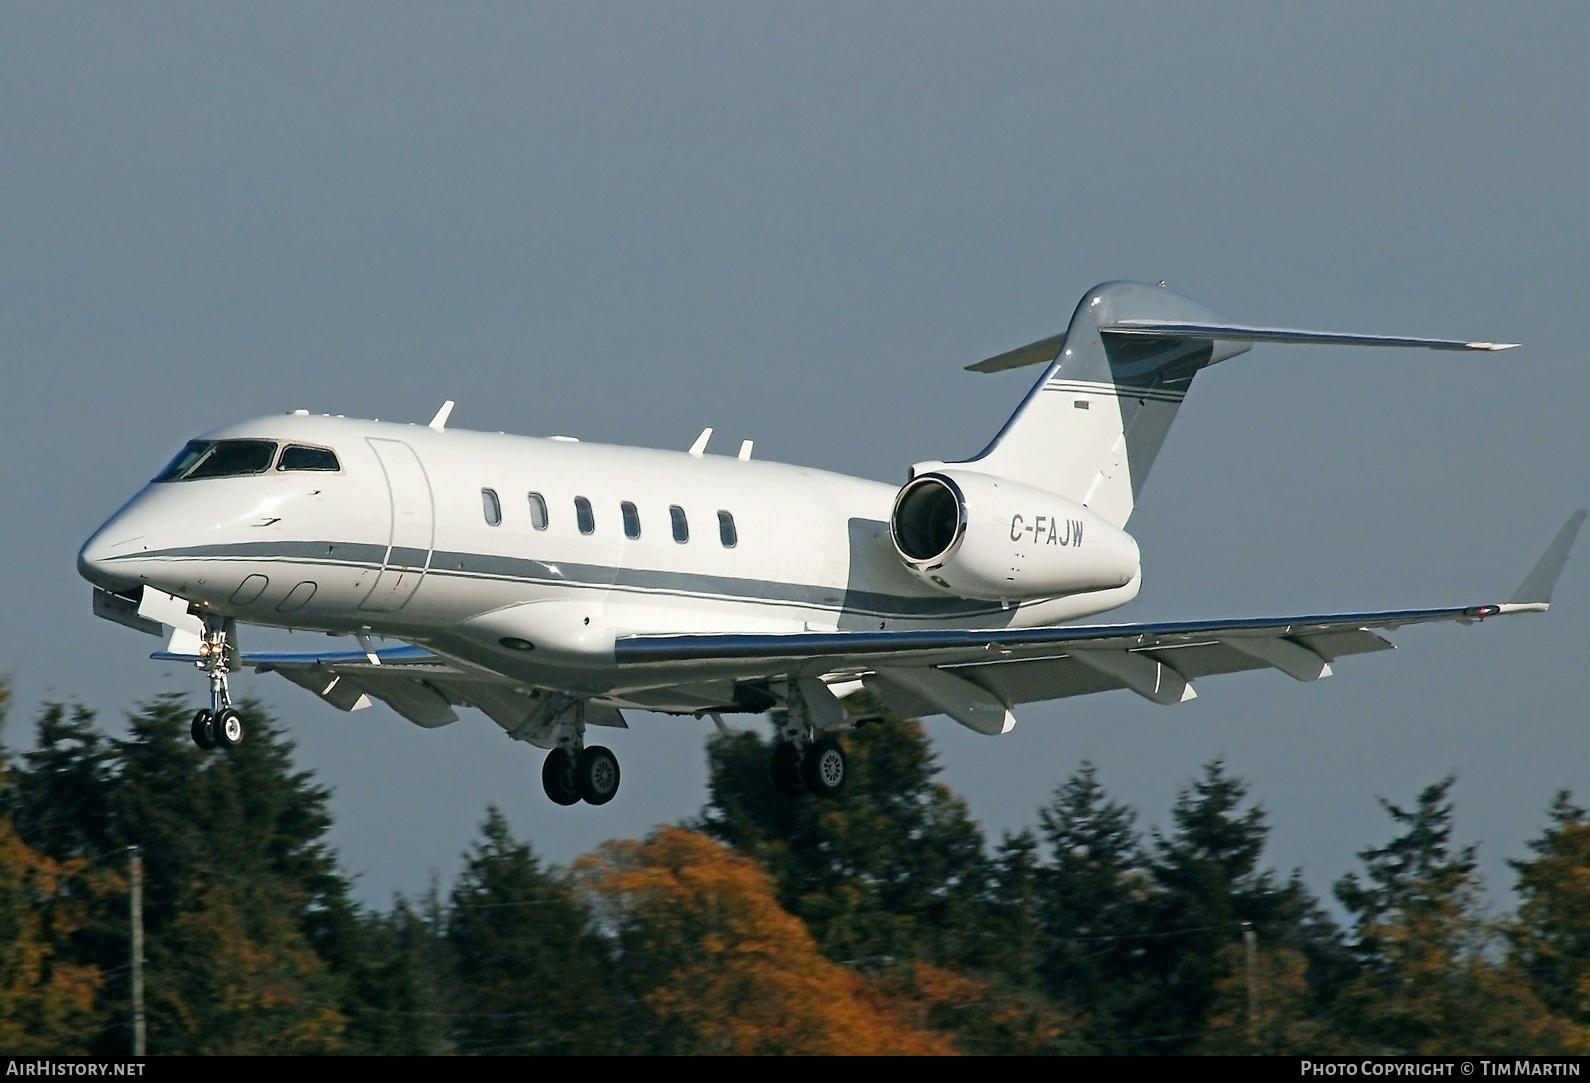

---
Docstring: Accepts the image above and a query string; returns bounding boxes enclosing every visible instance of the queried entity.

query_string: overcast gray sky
[3,3,1586,908]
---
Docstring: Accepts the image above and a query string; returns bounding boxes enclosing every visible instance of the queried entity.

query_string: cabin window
[670,505,689,543]
[621,501,641,539]
[277,445,340,472]
[156,439,278,481]
[718,510,738,548]
[482,488,502,526]
[575,496,595,535]
[528,492,549,530]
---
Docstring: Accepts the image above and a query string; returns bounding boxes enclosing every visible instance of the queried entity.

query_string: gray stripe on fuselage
[115,541,1006,620]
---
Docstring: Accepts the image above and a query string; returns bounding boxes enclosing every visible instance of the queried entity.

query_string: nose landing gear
[189,618,246,751]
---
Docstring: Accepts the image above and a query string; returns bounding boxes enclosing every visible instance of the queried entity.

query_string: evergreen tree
[699,720,991,970]
[446,808,620,1054]
[980,830,1045,989]
[339,894,454,1055]
[114,696,348,1053]
[1033,761,1152,1052]
[1509,792,1590,1044]
[1332,776,1567,1054]
[1137,760,1325,1053]
[10,704,117,862]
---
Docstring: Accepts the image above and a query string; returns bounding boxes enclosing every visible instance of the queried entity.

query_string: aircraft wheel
[214,708,245,749]
[803,736,847,798]
[770,742,806,797]
[576,746,621,806]
[191,709,216,750]
[541,748,581,806]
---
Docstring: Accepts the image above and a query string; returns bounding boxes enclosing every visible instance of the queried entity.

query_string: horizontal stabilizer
[1102,321,1518,352]
[966,332,1067,373]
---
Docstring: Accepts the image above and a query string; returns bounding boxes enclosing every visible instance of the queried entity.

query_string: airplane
[77,281,1585,808]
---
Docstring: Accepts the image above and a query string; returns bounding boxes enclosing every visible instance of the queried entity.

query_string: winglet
[1509,509,1587,607]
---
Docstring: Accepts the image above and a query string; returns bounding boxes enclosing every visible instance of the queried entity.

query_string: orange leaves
[578,827,956,1055]
[158,882,347,1054]
[0,784,104,1054]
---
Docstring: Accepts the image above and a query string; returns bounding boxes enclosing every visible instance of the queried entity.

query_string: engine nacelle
[890,470,1140,601]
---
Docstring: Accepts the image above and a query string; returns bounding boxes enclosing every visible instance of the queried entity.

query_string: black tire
[769,742,806,797]
[213,708,244,748]
[541,748,581,806]
[191,709,216,750]
[576,746,621,806]
[803,736,847,798]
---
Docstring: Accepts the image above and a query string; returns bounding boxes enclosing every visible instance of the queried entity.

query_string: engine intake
[890,470,1140,601]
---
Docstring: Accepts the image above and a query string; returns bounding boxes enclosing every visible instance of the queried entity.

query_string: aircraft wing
[152,641,626,745]
[613,511,1585,731]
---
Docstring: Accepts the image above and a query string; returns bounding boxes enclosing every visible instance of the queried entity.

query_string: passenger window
[621,501,641,539]
[528,492,549,530]
[575,496,595,535]
[482,488,502,526]
[718,510,738,548]
[670,505,689,543]
[277,445,340,472]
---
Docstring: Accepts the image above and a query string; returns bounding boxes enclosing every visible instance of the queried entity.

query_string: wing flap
[344,674,458,728]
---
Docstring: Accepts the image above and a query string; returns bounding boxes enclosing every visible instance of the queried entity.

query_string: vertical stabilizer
[951,282,1247,527]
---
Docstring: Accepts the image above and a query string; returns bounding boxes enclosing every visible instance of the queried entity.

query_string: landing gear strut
[190,618,245,751]
[540,702,622,806]
[768,702,849,799]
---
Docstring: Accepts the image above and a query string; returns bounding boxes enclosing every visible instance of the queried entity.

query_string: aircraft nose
[77,516,149,592]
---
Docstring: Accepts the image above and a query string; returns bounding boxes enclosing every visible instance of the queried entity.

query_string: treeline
[1,680,1587,1055]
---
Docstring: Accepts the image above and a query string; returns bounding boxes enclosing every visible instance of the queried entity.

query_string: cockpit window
[154,439,278,481]
[277,445,340,472]
[153,440,213,481]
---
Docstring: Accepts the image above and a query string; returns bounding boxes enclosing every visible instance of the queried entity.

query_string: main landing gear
[540,703,621,806]
[189,618,246,752]
[768,709,848,799]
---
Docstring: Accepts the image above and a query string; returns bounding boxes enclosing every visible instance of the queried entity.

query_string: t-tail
[949,281,1517,528]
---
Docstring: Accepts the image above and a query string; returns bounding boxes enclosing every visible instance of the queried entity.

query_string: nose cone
[78,499,153,592]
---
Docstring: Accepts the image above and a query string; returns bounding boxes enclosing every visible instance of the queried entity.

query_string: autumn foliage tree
[0,776,105,1052]
[577,826,956,1054]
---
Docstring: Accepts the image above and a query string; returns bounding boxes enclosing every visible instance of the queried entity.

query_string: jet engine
[889,470,1140,601]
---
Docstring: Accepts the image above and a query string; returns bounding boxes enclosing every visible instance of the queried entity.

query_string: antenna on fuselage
[428,400,456,432]
[689,427,713,457]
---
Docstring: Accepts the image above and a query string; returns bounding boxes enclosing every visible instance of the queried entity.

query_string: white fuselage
[79,414,1142,707]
